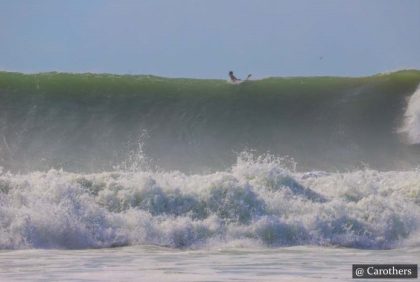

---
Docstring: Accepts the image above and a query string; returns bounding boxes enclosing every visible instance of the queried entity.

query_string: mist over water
[0,71,420,250]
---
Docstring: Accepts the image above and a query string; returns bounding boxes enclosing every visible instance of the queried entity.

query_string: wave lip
[0,155,419,250]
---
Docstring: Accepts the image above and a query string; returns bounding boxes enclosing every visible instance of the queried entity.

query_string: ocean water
[1,246,419,281]
[0,71,420,281]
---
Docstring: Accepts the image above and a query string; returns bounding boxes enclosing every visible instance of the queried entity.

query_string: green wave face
[1,71,420,172]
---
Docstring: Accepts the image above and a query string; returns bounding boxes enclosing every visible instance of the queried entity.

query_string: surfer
[229,71,251,83]
[229,71,240,82]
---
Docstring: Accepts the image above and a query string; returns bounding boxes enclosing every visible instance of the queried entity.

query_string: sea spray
[0,154,419,250]
[400,84,420,144]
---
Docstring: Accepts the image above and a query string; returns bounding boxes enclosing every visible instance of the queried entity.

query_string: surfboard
[230,74,252,84]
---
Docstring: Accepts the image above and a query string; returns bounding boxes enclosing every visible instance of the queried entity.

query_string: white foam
[400,84,420,144]
[0,154,419,250]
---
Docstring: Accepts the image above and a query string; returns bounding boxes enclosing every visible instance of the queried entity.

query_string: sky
[1,0,420,78]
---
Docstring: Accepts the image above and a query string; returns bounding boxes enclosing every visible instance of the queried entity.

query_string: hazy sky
[1,0,420,78]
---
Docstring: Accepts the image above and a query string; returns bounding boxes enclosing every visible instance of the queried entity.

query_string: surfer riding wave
[229,71,251,83]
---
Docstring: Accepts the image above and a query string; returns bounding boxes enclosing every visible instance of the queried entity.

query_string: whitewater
[0,71,420,281]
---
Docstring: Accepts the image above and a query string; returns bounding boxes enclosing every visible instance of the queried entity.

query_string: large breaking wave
[1,70,420,250]
[1,70,420,172]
